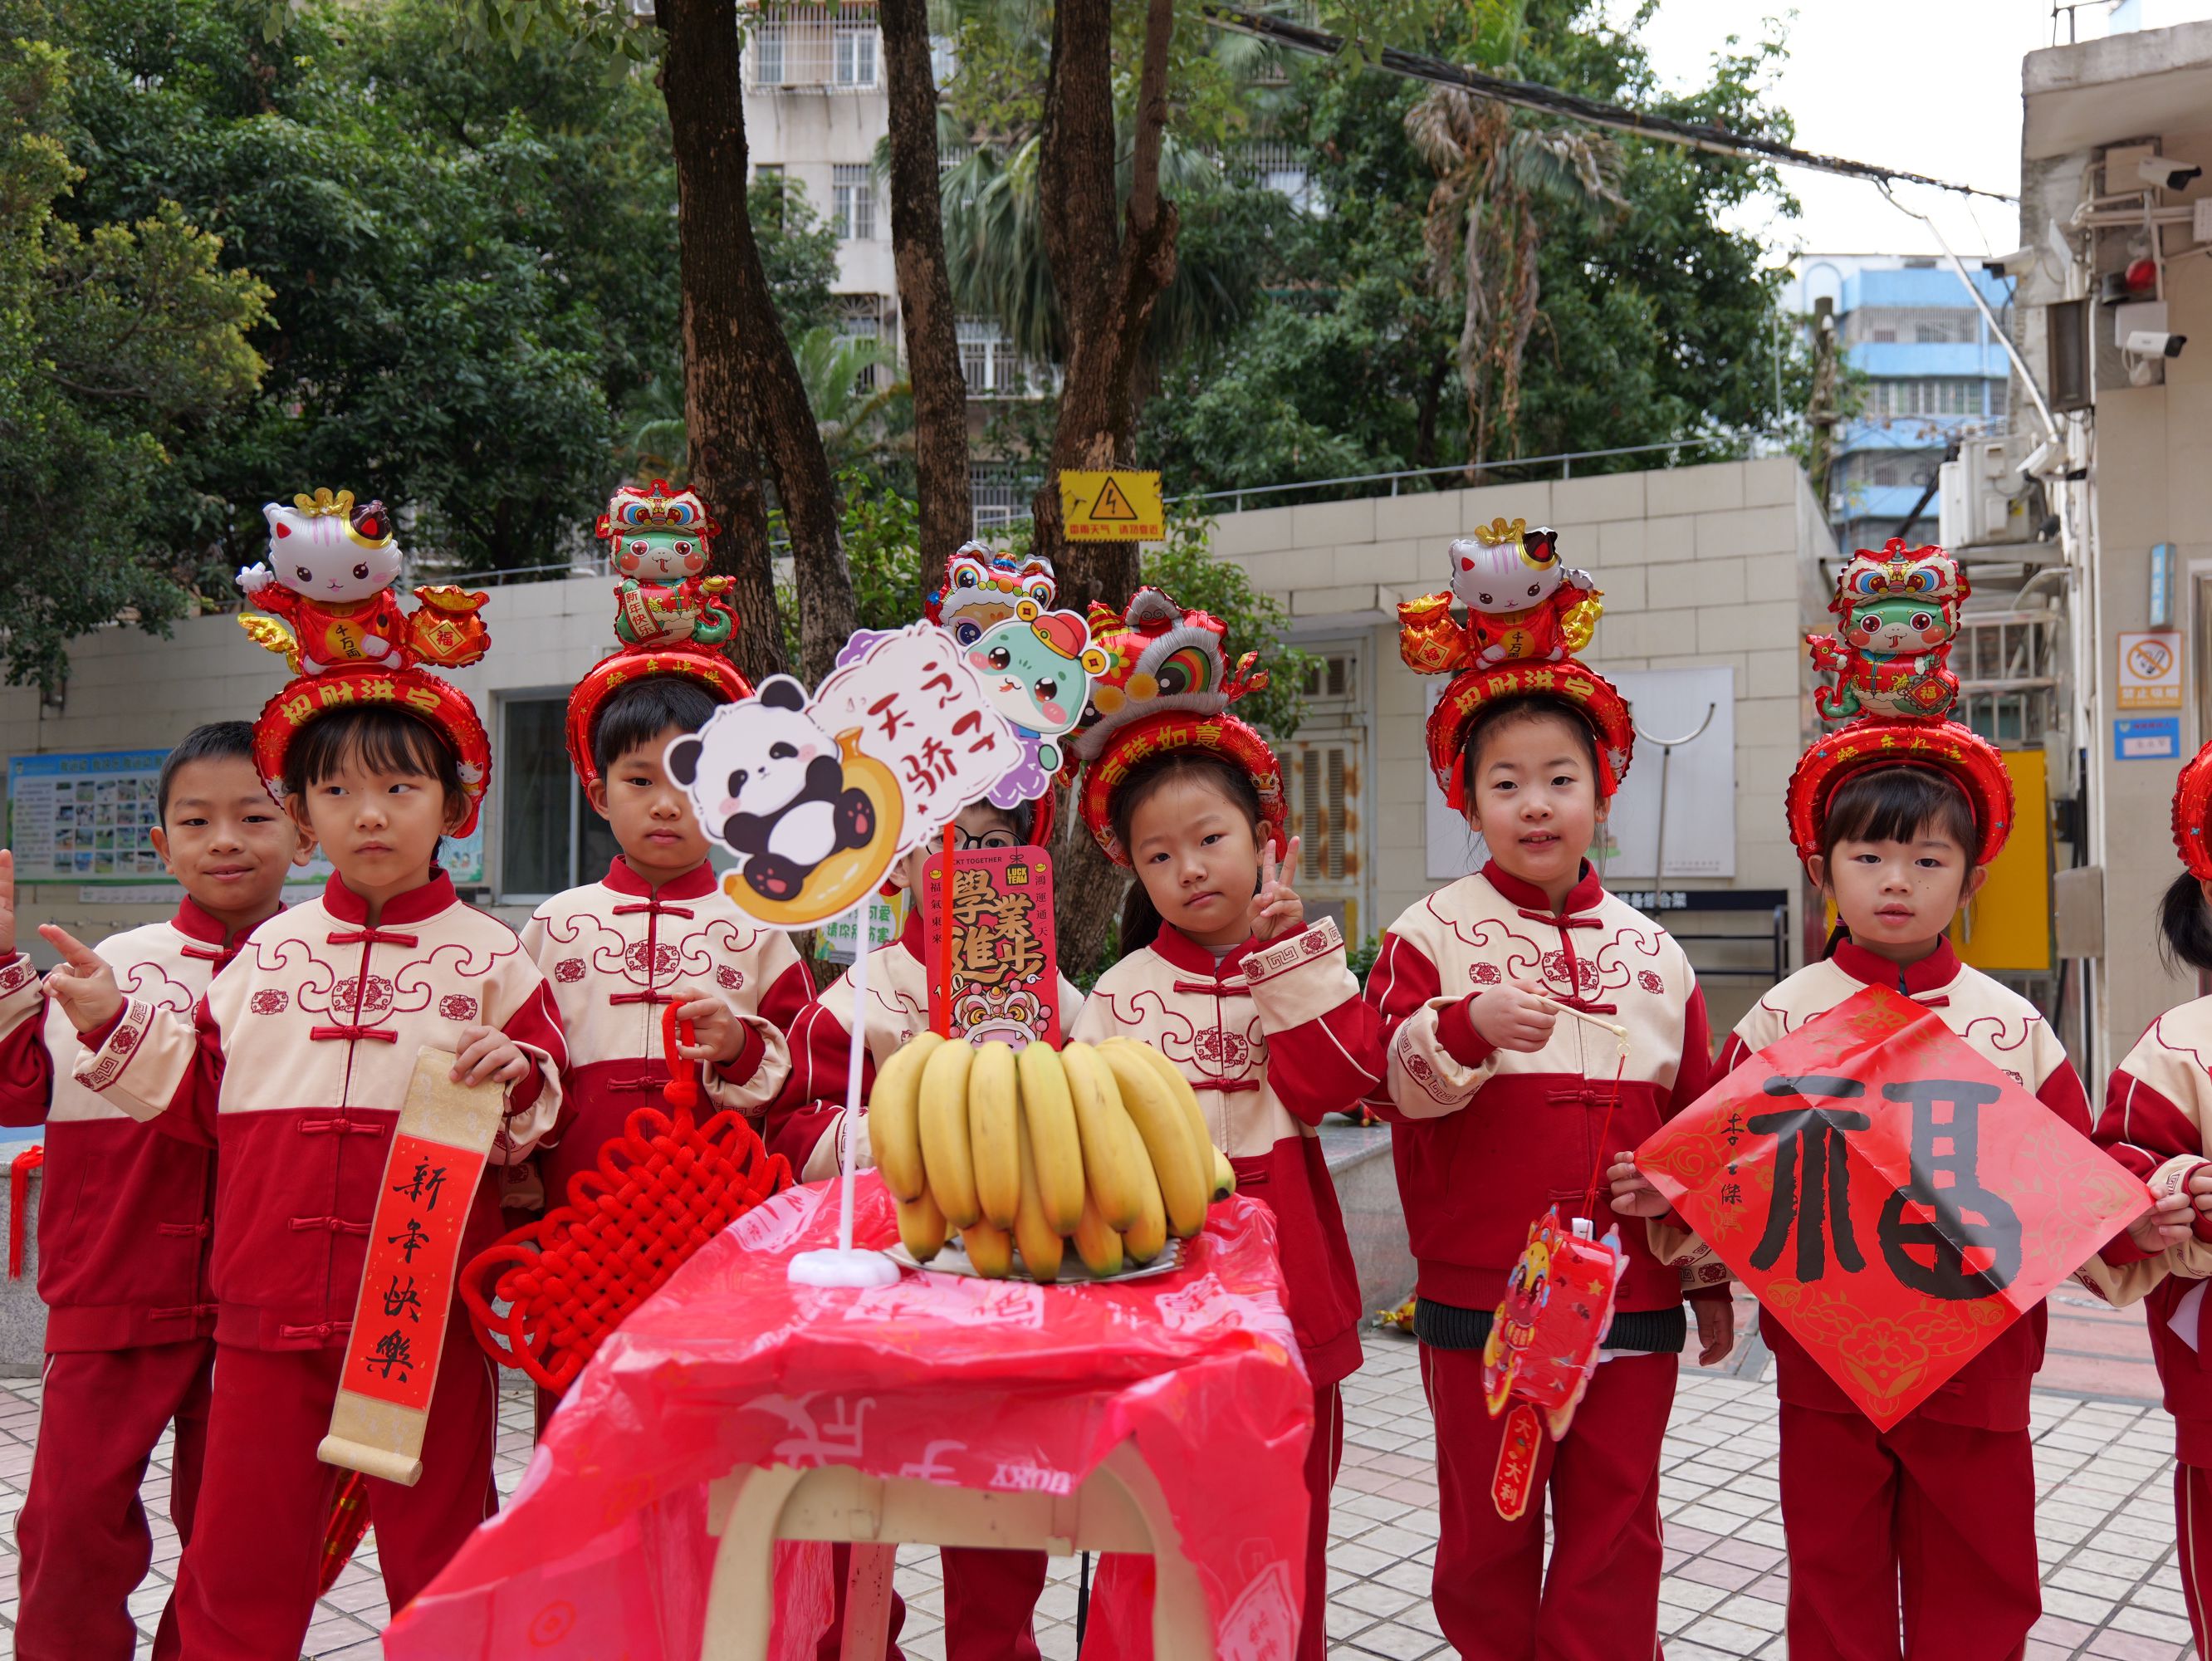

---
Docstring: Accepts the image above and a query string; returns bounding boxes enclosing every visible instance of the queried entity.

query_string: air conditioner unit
[1938,438,2035,550]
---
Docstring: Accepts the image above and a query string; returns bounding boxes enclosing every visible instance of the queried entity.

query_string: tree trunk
[878,0,971,594]
[1032,0,1182,977]
[660,0,857,689]
[659,0,785,680]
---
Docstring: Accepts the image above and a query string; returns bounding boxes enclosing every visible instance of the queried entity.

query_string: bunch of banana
[869,1033,1237,1281]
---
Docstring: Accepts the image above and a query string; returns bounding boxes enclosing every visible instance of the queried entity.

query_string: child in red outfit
[1363,522,1726,1660]
[0,723,307,1661]
[42,540,565,1661]
[2089,742,2212,1654]
[522,549,812,1379]
[1066,587,1365,1661]
[1614,556,2175,1661]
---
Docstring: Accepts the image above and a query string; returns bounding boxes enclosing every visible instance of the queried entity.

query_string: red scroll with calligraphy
[918,846,1063,1047]
[1636,987,2146,1429]
[318,1047,507,1486]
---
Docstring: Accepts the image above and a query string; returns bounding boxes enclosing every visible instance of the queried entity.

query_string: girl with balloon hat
[1065,586,1366,1661]
[1365,519,1727,1661]
[2089,740,2212,1657]
[37,488,567,1660]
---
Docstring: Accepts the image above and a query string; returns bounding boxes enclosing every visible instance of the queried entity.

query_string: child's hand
[451,1025,531,1088]
[1248,835,1305,944]
[2128,1186,2196,1254]
[37,925,121,1033]
[1693,1296,1736,1367]
[1467,978,1556,1052]
[1607,1150,1671,1218]
[673,987,751,1065]
[2189,1164,2212,1215]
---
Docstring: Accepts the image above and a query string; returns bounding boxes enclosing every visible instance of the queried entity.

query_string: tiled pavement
[0,1293,2200,1659]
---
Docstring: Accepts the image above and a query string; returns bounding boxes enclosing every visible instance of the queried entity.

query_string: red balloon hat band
[236,487,494,836]
[1784,538,2011,866]
[1395,517,1627,808]
[565,481,755,787]
[1064,587,1285,867]
[2172,742,2212,880]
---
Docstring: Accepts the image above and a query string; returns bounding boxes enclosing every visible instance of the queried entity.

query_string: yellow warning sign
[1059,470,1164,541]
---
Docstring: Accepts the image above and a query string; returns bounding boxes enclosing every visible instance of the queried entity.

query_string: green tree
[0,9,270,691]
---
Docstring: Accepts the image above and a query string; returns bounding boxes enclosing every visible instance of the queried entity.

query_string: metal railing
[1167,432,1779,515]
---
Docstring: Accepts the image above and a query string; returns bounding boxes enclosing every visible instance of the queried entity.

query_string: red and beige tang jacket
[521,856,810,1206]
[1363,862,1715,1323]
[766,909,1085,1182]
[0,898,267,1352]
[2093,999,2212,1462]
[71,872,565,1352]
[1714,938,2103,1432]
[1070,918,1368,1389]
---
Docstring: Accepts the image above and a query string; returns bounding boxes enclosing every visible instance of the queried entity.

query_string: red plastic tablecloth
[384,1177,1315,1661]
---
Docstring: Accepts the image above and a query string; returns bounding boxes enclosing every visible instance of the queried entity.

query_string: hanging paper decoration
[1482,1208,1623,1520]
[1636,985,2146,1430]
[918,845,1064,1048]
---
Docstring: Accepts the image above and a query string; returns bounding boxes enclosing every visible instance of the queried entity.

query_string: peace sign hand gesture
[1249,834,1307,945]
[37,924,123,1034]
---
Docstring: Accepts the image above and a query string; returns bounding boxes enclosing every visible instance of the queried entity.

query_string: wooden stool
[700,1443,1214,1661]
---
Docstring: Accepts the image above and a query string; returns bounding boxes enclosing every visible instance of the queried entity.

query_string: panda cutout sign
[670,622,1032,1286]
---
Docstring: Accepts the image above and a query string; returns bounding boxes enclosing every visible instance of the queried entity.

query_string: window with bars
[1867,378,1994,419]
[1285,736,1362,942]
[1955,613,2060,747]
[839,295,885,390]
[957,317,1040,397]
[748,5,880,91]
[833,164,875,240]
[500,697,616,900]
[970,467,1032,528]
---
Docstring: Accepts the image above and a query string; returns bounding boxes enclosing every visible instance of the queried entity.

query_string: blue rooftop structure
[1788,254,2015,551]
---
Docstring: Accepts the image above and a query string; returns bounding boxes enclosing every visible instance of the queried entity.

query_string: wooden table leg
[839,1542,898,1661]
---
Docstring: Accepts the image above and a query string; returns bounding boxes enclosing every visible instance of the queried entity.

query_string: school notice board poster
[7,750,170,883]
[7,747,487,888]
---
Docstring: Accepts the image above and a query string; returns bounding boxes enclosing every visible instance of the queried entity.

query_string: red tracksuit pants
[15,1338,214,1661]
[2175,1463,2212,1654]
[168,1322,499,1661]
[1424,1344,1676,1661]
[1777,1402,2038,1660]
[1076,1383,1343,1661]
[818,1545,1053,1661]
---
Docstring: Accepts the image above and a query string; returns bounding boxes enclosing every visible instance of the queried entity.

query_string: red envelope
[1637,985,2146,1429]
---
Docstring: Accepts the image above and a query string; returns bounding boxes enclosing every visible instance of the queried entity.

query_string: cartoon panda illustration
[667,676,877,904]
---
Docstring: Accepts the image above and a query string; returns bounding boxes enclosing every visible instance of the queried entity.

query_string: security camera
[2018,436,2063,477]
[2137,156,2204,191]
[1983,247,2037,277]
[2125,330,2188,358]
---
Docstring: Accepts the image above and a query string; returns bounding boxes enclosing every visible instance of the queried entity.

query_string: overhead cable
[1201,4,2018,204]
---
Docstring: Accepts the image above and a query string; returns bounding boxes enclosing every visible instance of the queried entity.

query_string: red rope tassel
[459,1002,791,1394]
[9,1145,43,1280]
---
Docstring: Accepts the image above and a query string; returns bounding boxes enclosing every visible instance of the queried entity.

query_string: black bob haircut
[2160,870,2212,976]
[592,675,727,780]
[1815,767,1980,865]
[281,705,463,817]
[156,722,257,826]
[1457,693,1602,801]
[1111,747,1266,957]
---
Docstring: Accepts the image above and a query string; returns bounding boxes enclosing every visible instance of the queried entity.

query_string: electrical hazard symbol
[1059,470,1164,542]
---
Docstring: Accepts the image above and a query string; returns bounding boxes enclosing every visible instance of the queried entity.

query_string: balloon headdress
[1396,517,1631,809]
